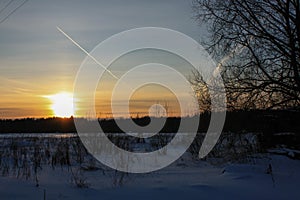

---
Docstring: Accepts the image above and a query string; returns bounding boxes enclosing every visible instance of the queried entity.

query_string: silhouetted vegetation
[0,110,299,133]
[193,0,300,109]
[0,110,299,149]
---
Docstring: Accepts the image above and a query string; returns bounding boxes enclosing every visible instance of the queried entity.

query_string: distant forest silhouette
[0,110,299,134]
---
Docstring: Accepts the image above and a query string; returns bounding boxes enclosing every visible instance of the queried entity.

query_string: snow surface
[0,133,299,199]
[0,153,299,200]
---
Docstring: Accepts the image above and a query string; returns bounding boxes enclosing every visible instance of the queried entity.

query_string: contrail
[0,0,14,16]
[216,36,254,72]
[0,0,28,25]
[56,26,119,80]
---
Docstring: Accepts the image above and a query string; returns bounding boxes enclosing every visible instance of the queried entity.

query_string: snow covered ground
[0,153,299,199]
[0,133,300,199]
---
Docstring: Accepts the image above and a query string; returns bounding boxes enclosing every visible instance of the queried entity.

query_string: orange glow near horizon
[45,92,74,118]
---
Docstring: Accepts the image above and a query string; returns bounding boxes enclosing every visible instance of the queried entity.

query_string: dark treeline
[0,110,299,134]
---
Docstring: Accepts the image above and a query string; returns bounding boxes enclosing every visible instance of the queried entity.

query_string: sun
[46,92,74,117]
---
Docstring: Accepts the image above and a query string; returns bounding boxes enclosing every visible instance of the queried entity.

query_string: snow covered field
[0,133,299,200]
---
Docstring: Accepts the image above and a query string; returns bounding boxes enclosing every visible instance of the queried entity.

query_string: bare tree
[192,0,300,110]
[190,70,211,112]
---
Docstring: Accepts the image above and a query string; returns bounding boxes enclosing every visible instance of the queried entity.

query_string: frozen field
[0,133,299,200]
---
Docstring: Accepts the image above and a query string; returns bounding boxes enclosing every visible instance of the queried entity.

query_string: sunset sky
[0,0,205,118]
